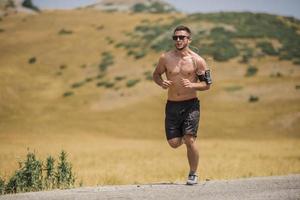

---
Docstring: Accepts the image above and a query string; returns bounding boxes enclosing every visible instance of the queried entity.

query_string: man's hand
[161,80,172,89]
[181,78,195,89]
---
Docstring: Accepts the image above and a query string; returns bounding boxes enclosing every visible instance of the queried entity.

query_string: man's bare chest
[166,58,196,77]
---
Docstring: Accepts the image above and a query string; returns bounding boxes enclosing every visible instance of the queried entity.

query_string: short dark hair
[173,25,191,37]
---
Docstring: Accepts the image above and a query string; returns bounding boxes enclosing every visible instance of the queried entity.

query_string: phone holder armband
[197,69,212,85]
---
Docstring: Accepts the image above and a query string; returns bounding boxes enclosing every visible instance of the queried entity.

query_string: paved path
[1,175,300,200]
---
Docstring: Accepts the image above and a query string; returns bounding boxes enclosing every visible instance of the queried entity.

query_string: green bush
[22,0,40,12]
[0,177,5,195]
[28,57,36,64]
[1,151,76,194]
[5,152,43,193]
[59,65,67,70]
[104,82,115,88]
[132,2,175,13]
[96,74,105,79]
[210,39,239,61]
[0,28,4,33]
[134,51,147,59]
[96,81,115,88]
[245,65,258,77]
[58,29,73,35]
[256,41,278,55]
[71,81,85,89]
[85,78,93,82]
[126,79,140,88]
[249,95,259,103]
[99,52,114,72]
[114,76,126,81]
[96,25,104,31]
[144,71,153,81]
[239,47,254,63]
[55,151,75,189]
[44,156,55,190]
[106,37,114,44]
[293,59,300,65]
[63,91,74,97]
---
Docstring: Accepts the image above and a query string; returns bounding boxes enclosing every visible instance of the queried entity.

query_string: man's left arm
[182,57,212,91]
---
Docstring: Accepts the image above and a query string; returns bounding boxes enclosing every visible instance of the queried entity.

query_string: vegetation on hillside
[118,12,300,63]
[132,1,176,13]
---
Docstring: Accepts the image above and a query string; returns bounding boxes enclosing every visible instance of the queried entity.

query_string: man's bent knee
[183,134,196,147]
[168,138,182,148]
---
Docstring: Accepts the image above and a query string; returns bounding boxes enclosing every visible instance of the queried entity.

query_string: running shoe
[186,174,198,185]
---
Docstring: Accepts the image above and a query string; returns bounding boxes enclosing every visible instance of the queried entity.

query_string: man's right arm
[153,54,172,89]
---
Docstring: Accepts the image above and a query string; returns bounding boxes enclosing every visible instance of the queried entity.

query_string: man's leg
[183,134,199,175]
[167,137,184,149]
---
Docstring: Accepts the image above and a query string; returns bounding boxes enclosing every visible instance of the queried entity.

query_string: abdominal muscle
[167,75,197,101]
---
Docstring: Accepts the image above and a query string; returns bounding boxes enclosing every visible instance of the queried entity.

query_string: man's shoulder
[159,50,174,60]
[189,50,205,62]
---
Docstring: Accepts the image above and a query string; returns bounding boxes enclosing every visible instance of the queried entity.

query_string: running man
[153,25,212,185]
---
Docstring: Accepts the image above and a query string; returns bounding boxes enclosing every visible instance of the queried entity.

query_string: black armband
[197,69,212,85]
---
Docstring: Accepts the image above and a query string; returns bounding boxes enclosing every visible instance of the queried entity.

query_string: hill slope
[0,10,299,139]
[0,10,299,186]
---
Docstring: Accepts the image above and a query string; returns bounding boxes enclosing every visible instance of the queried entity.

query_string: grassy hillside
[0,10,299,186]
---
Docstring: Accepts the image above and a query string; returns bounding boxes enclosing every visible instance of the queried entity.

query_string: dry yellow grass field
[0,10,299,186]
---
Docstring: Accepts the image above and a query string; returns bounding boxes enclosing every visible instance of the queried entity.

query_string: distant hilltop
[82,0,176,13]
[0,0,40,16]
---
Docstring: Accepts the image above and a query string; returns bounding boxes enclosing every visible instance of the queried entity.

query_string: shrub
[5,152,43,193]
[99,52,114,72]
[144,71,153,81]
[270,72,282,78]
[96,25,104,31]
[114,76,126,81]
[126,79,140,88]
[256,41,278,56]
[2,150,76,193]
[295,85,300,90]
[85,77,93,82]
[245,65,258,77]
[106,37,114,44]
[0,177,5,195]
[96,74,105,79]
[63,91,74,97]
[239,47,254,63]
[28,57,36,64]
[58,29,73,35]
[249,95,259,103]
[96,81,114,88]
[44,156,55,190]
[211,40,239,61]
[293,59,300,65]
[134,51,147,59]
[22,0,40,12]
[59,65,67,70]
[104,82,115,88]
[55,151,75,189]
[71,81,85,89]
[0,28,4,33]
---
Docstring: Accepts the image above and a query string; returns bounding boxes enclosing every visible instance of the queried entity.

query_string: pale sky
[32,0,300,19]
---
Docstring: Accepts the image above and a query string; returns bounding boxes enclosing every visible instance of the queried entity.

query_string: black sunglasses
[172,35,189,41]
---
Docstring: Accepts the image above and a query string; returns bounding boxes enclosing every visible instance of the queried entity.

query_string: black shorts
[165,98,200,140]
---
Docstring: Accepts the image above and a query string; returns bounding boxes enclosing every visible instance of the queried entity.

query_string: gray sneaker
[186,174,198,185]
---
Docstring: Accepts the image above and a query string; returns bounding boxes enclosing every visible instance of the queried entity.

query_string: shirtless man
[153,25,212,185]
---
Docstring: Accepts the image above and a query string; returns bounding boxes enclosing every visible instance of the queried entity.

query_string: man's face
[172,30,190,51]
